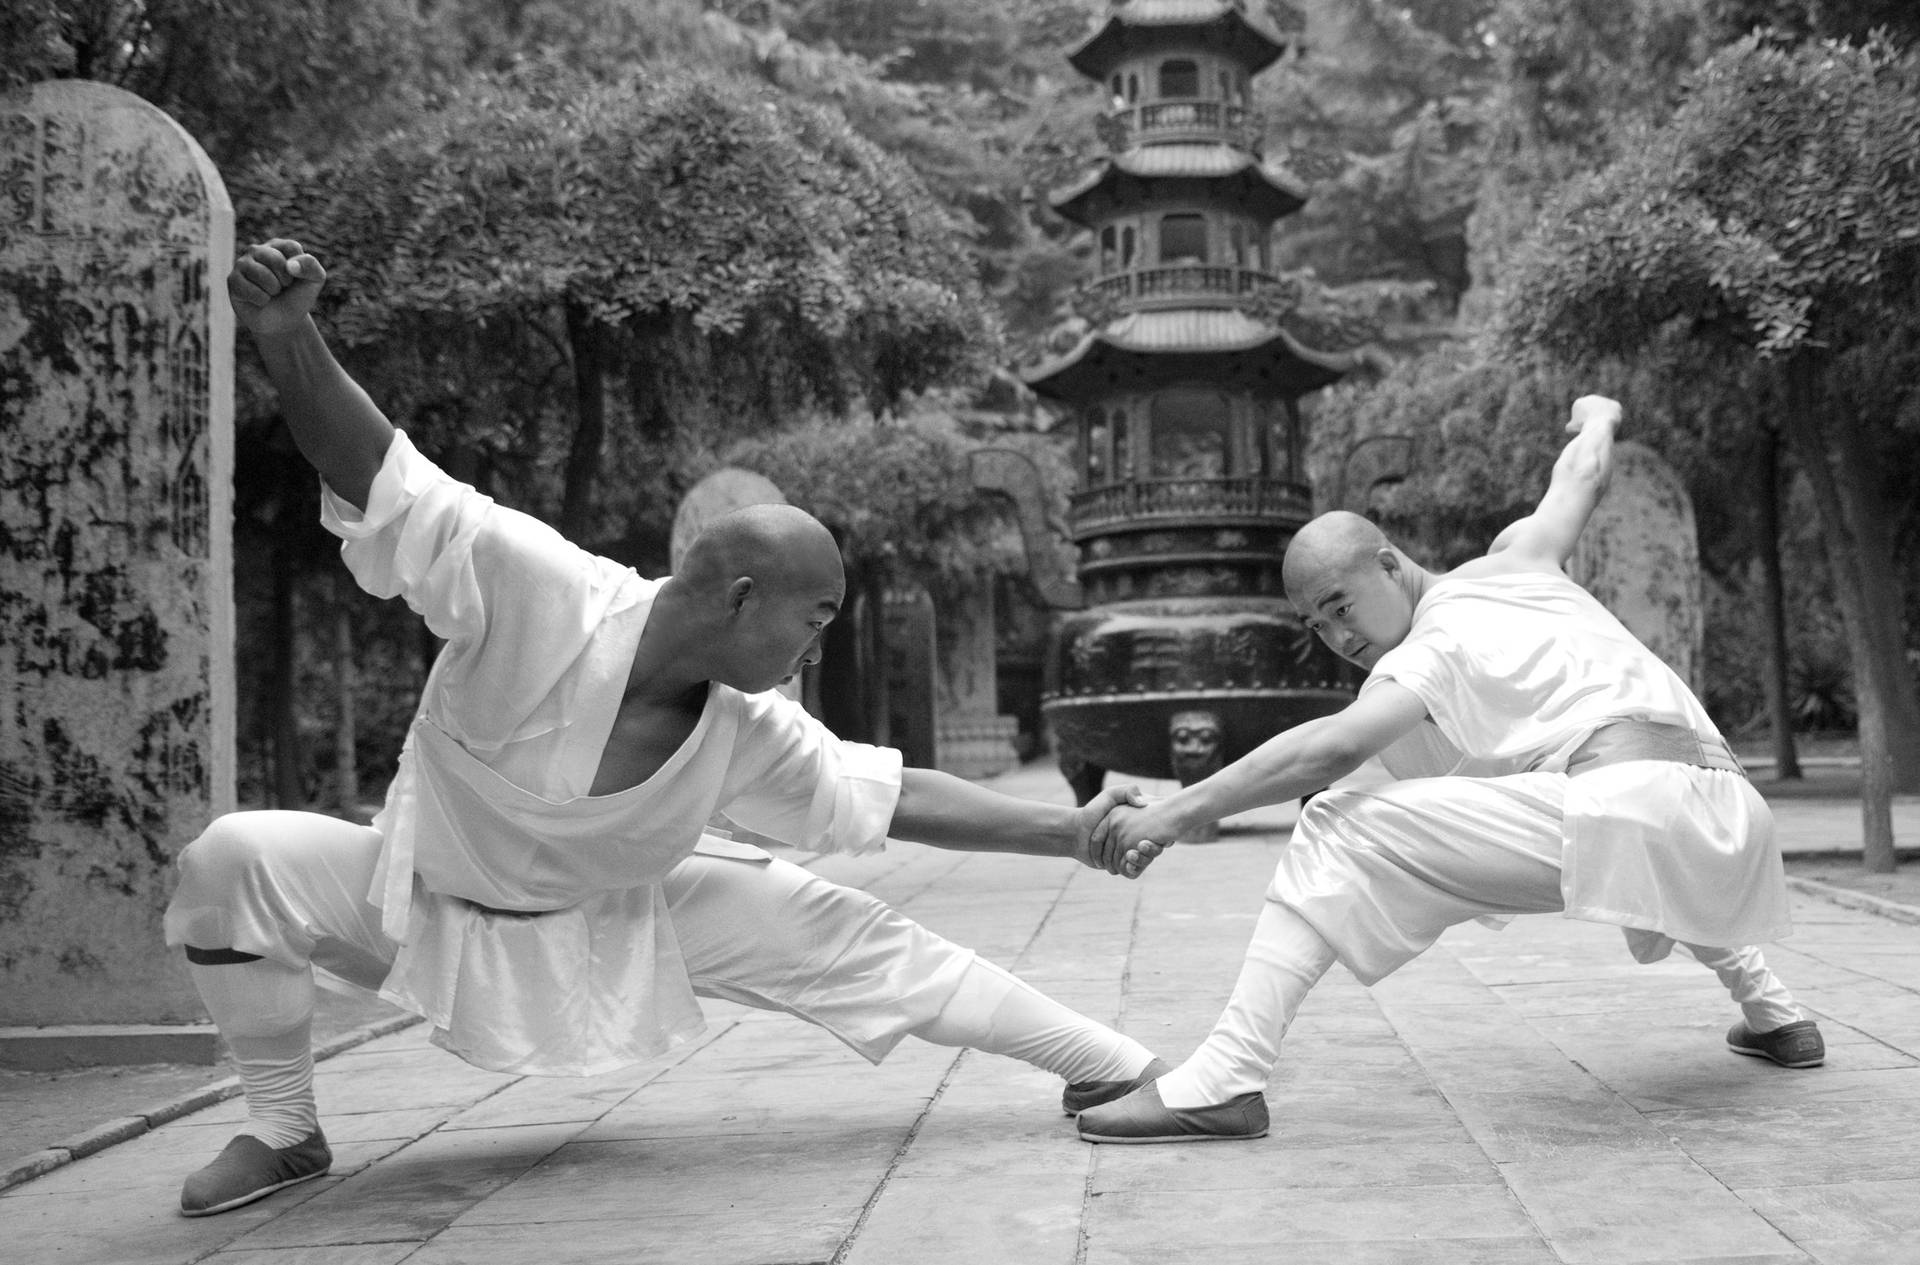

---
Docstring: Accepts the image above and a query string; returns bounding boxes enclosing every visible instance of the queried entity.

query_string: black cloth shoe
[179,1130,332,1217]
[1076,1080,1269,1144]
[1727,1019,1825,1069]
[1061,1058,1172,1116]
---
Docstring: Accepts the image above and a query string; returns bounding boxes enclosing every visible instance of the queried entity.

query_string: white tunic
[1362,570,1791,953]
[321,432,903,1075]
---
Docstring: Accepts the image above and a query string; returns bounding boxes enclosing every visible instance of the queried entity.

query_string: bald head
[679,503,843,597]
[1282,511,1394,601]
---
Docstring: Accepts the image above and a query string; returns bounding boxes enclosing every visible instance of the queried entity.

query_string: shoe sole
[180,1166,329,1218]
[1078,1127,1267,1145]
[1728,1043,1824,1069]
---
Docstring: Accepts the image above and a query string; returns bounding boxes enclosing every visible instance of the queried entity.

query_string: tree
[1,0,458,168]
[1503,33,1920,869]
[234,61,999,544]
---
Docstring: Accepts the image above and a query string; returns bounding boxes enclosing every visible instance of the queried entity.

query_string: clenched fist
[228,238,327,338]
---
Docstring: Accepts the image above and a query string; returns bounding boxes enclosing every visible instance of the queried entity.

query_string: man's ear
[724,576,755,615]
[1377,547,1400,575]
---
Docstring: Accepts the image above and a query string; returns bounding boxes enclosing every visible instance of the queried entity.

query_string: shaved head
[1282,511,1394,601]
[679,503,842,597]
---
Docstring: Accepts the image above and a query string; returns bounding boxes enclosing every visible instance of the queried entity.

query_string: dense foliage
[16,0,1920,829]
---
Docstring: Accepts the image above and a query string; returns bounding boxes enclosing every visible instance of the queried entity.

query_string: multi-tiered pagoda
[1024,0,1369,809]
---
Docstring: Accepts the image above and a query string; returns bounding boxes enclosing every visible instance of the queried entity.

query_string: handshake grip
[1079,789,1173,880]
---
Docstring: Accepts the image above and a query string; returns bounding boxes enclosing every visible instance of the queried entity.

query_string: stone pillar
[1567,441,1703,694]
[0,82,235,1029]
[885,586,938,769]
[933,575,1020,780]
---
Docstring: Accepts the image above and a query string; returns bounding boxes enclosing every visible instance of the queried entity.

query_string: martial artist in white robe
[165,432,1158,1154]
[1078,399,1818,1141]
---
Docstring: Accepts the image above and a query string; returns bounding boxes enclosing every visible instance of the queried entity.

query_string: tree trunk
[560,301,607,543]
[332,572,361,820]
[269,546,306,809]
[1777,356,1911,872]
[627,314,677,443]
[1752,428,1801,779]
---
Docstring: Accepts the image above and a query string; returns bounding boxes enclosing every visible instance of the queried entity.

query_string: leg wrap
[1684,943,1802,1032]
[188,955,317,1149]
[1156,901,1337,1109]
[908,957,1156,1084]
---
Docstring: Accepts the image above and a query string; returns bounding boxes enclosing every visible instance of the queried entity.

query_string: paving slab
[2,766,1916,1263]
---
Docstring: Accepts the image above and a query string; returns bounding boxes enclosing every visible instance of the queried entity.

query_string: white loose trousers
[170,811,977,1072]
[1273,766,1790,993]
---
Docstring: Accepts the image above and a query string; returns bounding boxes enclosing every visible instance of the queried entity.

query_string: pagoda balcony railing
[1096,100,1265,152]
[1085,264,1279,312]
[1069,476,1312,536]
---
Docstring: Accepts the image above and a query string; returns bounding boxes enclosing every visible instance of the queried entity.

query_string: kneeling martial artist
[166,239,1169,1215]
[1080,394,1821,1144]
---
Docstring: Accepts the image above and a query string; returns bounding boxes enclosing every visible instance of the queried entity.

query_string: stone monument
[931,574,1021,780]
[0,82,235,1049]
[1567,441,1703,694]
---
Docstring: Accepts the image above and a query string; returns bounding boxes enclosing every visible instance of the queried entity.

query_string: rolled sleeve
[722,694,904,855]
[1364,636,1458,737]
[320,430,492,642]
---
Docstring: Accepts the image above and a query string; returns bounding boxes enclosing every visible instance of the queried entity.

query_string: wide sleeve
[1363,625,1465,747]
[319,430,629,746]
[717,692,903,855]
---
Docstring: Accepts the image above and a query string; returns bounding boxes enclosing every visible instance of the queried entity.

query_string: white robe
[1359,570,1791,956]
[319,431,903,1073]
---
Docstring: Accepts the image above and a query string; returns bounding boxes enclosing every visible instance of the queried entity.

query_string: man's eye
[1334,605,1351,618]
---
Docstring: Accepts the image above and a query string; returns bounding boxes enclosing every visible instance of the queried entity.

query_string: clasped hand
[1072,786,1187,880]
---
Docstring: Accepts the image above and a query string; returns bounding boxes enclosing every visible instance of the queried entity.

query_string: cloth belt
[1563,720,1745,778]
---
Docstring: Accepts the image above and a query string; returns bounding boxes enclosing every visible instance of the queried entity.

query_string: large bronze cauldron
[1043,595,1351,787]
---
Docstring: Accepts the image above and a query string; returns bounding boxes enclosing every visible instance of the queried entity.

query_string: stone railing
[1098,100,1264,151]
[1085,264,1279,311]
[1069,477,1311,534]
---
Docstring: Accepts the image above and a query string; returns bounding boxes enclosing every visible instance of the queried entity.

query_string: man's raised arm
[1484,394,1622,569]
[228,239,394,511]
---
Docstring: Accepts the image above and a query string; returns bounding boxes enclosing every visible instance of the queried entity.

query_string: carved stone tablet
[0,82,235,1024]
[1568,441,1703,694]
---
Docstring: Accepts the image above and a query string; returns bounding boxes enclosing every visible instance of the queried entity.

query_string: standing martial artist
[1080,394,1821,1144]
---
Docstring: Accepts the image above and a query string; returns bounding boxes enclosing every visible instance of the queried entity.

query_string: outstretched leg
[1151,902,1337,1111]
[1079,774,1570,1143]
[666,848,1161,1103]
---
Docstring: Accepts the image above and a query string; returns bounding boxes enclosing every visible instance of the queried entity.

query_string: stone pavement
[3,779,1918,1264]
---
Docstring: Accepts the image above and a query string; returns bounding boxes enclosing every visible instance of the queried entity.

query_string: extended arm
[1485,395,1622,568]
[229,239,393,511]
[1095,682,1429,854]
[889,769,1159,876]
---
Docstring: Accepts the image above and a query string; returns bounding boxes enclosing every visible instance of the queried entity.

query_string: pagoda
[1023,0,1368,810]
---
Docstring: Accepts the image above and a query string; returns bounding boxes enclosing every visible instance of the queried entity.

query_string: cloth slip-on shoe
[1726,1019,1825,1069]
[179,1129,332,1217]
[1061,1057,1172,1116]
[1076,1080,1269,1144]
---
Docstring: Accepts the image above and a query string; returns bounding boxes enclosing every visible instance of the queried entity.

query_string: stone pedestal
[0,82,235,1026]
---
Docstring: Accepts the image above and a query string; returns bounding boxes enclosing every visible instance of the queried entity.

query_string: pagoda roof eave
[1049,147,1307,225]
[1022,310,1367,401]
[1067,2,1293,79]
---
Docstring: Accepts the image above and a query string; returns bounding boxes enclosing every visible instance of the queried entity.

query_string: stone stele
[0,81,235,1025]
[1567,440,1703,695]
